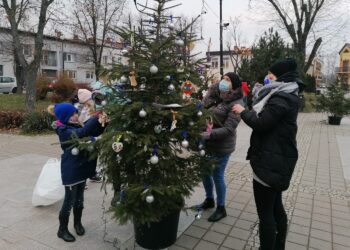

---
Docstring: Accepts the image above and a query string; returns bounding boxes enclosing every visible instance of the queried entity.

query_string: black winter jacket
[241,92,299,191]
[204,84,244,156]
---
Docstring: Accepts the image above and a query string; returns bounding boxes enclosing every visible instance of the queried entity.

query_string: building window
[66,70,76,79]
[103,56,108,64]
[86,71,94,79]
[42,51,57,66]
[64,53,75,62]
[0,65,3,76]
[211,61,218,68]
[224,60,230,69]
[23,44,32,57]
[42,69,57,78]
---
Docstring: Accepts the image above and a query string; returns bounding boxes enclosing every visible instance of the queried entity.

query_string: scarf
[253,81,299,114]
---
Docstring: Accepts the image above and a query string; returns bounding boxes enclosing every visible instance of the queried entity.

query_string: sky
[125,0,350,70]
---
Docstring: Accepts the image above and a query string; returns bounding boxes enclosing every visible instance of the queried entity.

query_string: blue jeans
[60,181,86,217]
[202,154,230,206]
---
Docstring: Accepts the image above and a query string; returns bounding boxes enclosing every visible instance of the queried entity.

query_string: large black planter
[134,210,180,249]
[328,116,342,125]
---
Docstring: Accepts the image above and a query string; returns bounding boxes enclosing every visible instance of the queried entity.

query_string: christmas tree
[96,0,212,225]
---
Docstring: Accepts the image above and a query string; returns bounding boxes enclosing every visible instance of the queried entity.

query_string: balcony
[336,67,350,73]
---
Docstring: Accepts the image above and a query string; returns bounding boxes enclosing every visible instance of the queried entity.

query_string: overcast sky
[125,0,350,66]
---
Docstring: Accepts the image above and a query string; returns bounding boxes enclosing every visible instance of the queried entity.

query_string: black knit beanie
[269,58,298,78]
[224,72,242,90]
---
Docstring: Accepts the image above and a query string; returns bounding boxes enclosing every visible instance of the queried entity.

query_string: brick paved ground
[0,113,350,250]
[171,113,350,250]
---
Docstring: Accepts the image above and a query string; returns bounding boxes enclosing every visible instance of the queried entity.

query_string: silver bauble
[121,49,128,55]
[197,111,203,117]
[71,147,79,155]
[150,65,158,74]
[181,139,189,148]
[165,75,171,81]
[200,149,206,156]
[120,75,127,83]
[146,195,154,203]
[101,100,107,106]
[189,121,195,126]
[150,155,159,164]
[168,22,175,30]
[175,38,185,46]
[154,125,162,134]
[168,84,175,91]
[139,109,147,118]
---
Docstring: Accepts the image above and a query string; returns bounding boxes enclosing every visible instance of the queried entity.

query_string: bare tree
[0,0,55,111]
[250,0,344,75]
[73,0,126,80]
[225,17,249,74]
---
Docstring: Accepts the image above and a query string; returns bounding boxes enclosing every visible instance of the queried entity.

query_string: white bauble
[197,111,203,117]
[189,121,195,126]
[168,84,175,91]
[177,67,184,73]
[154,125,162,134]
[181,139,189,148]
[121,49,128,55]
[87,145,94,152]
[175,38,185,46]
[168,22,175,30]
[150,155,159,164]
[150,64,158,74]
[101,100,107,106]
[165,75,171,81]
[139,109,147,118]
[120,75,127,83]
[198,144,204,150]
[200,149,206,156]
[71,147,79,155]
[199,75,205,81]
[146,194,154,203]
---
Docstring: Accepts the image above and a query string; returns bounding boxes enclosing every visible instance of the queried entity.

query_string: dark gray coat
[203,84,244,156]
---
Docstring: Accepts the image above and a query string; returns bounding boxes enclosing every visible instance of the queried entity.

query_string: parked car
[0,76,17,94]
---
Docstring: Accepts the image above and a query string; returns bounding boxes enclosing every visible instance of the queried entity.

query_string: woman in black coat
[232,59,304,250]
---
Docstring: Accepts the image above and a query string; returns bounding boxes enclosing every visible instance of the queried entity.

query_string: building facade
[0,27,125,85]
[306,57,324,86]
[336,43,350,86]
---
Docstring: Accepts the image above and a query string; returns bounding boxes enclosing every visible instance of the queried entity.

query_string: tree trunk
[25,68,38,112]
[15,64,25,94]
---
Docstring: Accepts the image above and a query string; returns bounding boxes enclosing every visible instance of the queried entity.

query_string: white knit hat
[78,89,92,104]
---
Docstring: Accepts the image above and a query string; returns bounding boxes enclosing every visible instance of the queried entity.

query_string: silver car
[0,76,17,94]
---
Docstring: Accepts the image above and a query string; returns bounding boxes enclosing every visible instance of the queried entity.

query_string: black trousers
[253,180,287,250]
[60,181,86,217]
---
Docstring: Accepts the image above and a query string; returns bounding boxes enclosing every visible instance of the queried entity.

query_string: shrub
[51,73,76,103]
[21,111,55,134]
[36,74,51,100]
[0,111,24,129]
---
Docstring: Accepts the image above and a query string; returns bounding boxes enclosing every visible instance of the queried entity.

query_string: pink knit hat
[78,89,92,104]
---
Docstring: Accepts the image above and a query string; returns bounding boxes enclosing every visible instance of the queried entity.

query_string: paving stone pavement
[1,113,350,250]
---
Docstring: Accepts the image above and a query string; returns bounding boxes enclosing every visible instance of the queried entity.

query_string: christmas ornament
[154,124,162,134]
[177,67,184,73]
[200,149,206,156]
[101,100,107,106]
[120,75,127,83]
[168,84,175,91]
[71,147,79,155]
[197,103,204,117]
[87,145,94,152]
[168,22,175,30]
[112,134,123,153]
[129,71,137,87]
[197,111,203,117]
[140,84,146,91]
[150,64,158,74]
[150,155,159,164]
[121,49,128,55]
[175,37,185,46]
[170,110,178,132]
[199,75,205,81]
[139,108,147,118]
[198,143,204,150]
[181,131,189,148]
[165,75,171,81]
[146,194,155,203]
[140,77,147,91]
[189,121,195,126]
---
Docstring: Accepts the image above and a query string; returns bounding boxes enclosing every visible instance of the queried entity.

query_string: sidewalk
[0,113,349,250]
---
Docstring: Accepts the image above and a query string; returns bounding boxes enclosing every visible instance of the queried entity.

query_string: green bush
[21,111,55,134]
[36,74,51,100]
[0,111,24,129]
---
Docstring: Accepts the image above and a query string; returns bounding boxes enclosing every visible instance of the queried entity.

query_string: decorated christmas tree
[95,0,212,232]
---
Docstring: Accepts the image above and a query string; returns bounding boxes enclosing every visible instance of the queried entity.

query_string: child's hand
[232,104,245,114]
[98,112,108,127]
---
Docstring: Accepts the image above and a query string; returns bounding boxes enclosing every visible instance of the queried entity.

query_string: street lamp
[219,0,223,77]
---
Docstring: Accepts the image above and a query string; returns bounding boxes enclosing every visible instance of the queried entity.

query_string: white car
[0,76,17,94]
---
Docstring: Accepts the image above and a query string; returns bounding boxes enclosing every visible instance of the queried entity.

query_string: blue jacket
[55,117,104,186]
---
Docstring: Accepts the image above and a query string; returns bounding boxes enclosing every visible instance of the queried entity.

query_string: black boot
[274,227,287,250]
[57,215,76,242]
[208,205,227,222]
[73,208,85,236]
[259,224,276,250]
[195,198,215,210]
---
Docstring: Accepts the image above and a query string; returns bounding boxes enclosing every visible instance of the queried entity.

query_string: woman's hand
[232,104,245,114]
[98,112,108,126]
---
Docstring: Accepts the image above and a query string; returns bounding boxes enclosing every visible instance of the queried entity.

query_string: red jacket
[242,82,250,97]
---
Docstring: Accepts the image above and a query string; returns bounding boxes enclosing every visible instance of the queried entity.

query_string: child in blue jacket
[50,103,106,242]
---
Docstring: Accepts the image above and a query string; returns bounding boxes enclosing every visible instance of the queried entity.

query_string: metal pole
[219,0,223,77]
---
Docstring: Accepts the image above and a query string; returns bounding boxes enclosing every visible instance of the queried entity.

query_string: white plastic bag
[32,158,65,206]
